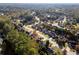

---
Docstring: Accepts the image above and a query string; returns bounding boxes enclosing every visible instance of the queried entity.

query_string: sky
[0,0,79,3]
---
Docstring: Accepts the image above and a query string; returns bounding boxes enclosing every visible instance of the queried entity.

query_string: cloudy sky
[0,0,79,3]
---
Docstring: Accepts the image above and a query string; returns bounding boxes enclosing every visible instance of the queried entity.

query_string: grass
[0,15,9,21]
[52,46,63,55]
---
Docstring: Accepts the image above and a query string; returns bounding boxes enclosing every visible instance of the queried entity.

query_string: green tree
[2,29,39,55]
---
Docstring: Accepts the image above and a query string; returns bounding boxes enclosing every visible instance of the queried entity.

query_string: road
[23,25,59,48]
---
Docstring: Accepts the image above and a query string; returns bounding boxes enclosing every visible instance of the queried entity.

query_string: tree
[2,29,39,55]
[0,18,14,38]
[45,40,50,48]
[0,16,39,55]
